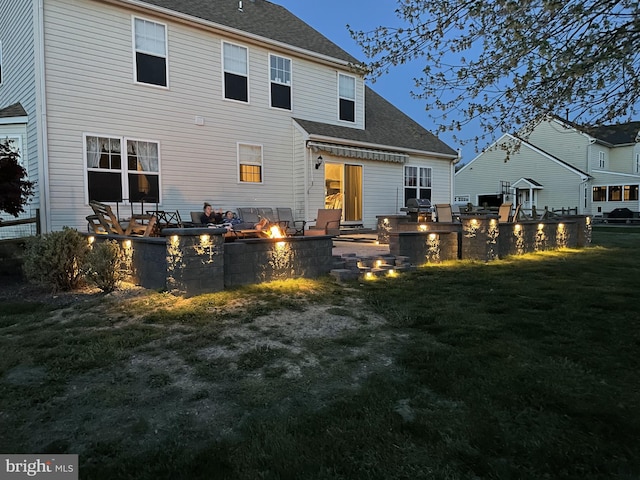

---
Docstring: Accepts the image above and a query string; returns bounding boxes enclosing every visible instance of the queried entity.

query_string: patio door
[324,163,362,222]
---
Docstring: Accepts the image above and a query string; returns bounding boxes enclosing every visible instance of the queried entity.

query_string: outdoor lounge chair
[434,204,455,223]
[305,208,342,236]
[498,202,514,223]
[87,201,156,236]
[276,207,306,236]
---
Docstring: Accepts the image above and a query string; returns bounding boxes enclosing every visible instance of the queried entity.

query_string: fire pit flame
[268,225,285,239]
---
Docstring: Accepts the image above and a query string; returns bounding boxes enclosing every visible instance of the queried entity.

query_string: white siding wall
[43,0,372,231]
[527,120,590,171]
[0,0,39,225]
[455,141,583,211]
[608,144,633,173]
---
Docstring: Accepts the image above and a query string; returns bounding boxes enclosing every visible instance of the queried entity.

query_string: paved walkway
[332,234,390,257]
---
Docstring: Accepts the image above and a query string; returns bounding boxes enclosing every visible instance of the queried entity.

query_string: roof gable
[136,0,359,64]
[0,102,27,119]
[546,114,640,146]
[293,87,457,157]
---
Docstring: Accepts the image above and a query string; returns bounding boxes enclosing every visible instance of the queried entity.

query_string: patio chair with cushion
[434,204,455,223]
[305,208,342,236]
[498,202,514,223]
[276,207,306,236]
[87,200,156,236]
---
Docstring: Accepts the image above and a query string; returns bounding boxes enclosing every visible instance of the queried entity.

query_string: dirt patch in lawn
[0,280,407,459]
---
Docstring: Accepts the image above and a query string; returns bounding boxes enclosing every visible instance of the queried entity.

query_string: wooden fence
[0,209,41,240]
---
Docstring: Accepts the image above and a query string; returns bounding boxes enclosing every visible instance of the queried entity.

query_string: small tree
[0,138,35,218]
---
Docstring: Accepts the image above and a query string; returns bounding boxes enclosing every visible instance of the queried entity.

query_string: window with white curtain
[85,135,160,203]
[404,166,432,205]
[238,143,263,183]
[133,17,168,87]
[269,54,291,110]
[338,73,355,122]
[224,42,248,102]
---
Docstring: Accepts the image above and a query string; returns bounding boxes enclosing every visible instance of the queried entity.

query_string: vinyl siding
[526,120,590,171]
[42,0,375,231]
[455,140,583,211]
[0,0,39,227]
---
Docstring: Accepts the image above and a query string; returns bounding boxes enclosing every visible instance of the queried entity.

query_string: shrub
[23,227,89,291]
[85,239,125,293]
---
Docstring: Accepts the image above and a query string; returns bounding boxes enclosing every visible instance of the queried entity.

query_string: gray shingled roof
[0,102,27,118]
[583,121,640,146]
[139,0,359,64]
[294,87,457,157]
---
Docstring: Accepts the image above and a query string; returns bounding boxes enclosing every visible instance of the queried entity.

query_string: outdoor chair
[237,207,260,225]
[258,208,277,224]
[87,201,156,236]
[305,208,342,236]
[276,207,306,236]
[434,204,455,223]
[498,202,513,223]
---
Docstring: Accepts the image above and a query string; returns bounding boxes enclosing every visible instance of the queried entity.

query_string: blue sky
[273,0,481,163]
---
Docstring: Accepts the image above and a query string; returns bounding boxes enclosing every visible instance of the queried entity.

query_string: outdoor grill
[402,198,433,222]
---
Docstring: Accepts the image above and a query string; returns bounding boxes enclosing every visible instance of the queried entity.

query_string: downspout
[451,149,461,203]
[34,0,51,232]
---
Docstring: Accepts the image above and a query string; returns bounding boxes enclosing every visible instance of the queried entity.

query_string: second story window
[270,54,291,110]
[133,18,167,87]
[238,143,262,183]
[224,42,248,102]
[338,73,355,122]
[598,151,606,169]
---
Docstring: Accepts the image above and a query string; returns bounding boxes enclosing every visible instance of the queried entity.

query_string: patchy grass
[0,232,639,479]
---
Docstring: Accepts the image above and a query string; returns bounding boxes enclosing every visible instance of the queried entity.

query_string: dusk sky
[273,0,483,163]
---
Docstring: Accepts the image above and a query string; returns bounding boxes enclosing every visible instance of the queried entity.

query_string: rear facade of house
[0,0,458,235]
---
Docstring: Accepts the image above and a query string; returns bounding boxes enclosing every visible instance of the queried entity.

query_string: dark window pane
[225,72,248,102]
[404,188,417,206]
[136,52,167,86]
[271,83,291,110]
[88,171,122,202]
[419,190,432,201]
[339,99,355,122]
[128,173,159,202]
[593,186,606,201]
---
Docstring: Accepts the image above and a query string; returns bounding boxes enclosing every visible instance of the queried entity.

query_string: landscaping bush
[23,227,89,291]
[85,239,125,293]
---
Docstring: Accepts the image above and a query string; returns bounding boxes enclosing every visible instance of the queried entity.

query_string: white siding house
[455,116,640,217]
[0,0,457,234]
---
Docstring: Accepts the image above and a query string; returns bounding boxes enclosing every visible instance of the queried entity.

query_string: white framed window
[223,42,248,102]
[269,54,291,110]
[85,134,160,203]
[635,153,640,174]
[338,73,355,122]
[404,166,432,205]
[598,151,606,169]
[237,143,263,183]
[133,17,168,87]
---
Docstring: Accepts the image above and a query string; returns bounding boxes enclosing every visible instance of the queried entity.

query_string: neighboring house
[455,115,640,217]
[0,0,458,235]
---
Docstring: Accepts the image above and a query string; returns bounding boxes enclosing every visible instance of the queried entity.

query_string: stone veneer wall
[387,215,592,265]
[89,228,334,296]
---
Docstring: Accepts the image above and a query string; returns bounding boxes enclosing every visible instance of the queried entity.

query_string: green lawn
[1,228,639,479]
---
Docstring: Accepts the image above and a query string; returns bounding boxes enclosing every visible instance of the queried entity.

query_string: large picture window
[404,166,432,205]
[85,135,160,203]
[224,42,248,102]
[338,73,355,122]
[270,54,291,110]
[133,17,167,87]
[238,143,262,183]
